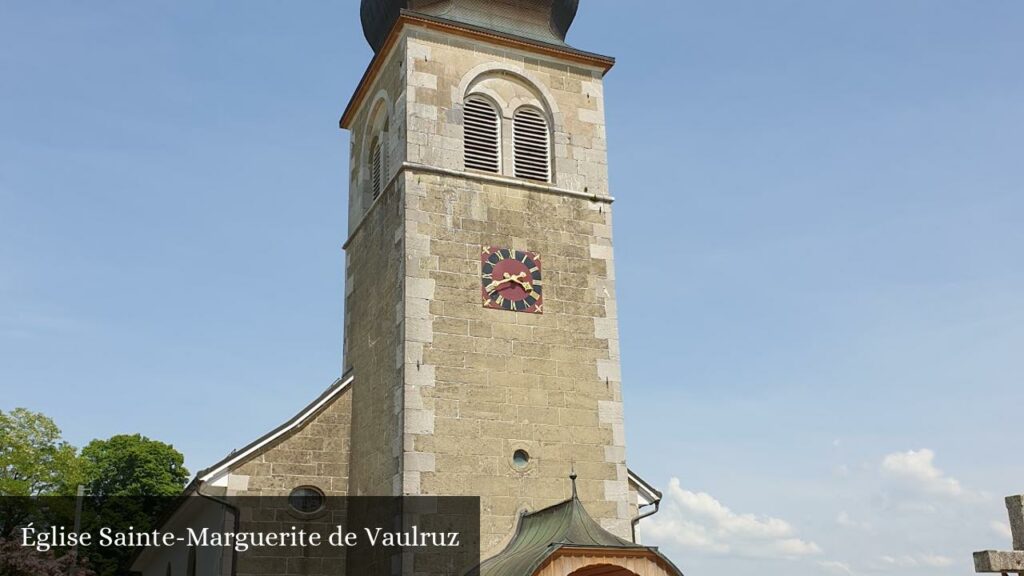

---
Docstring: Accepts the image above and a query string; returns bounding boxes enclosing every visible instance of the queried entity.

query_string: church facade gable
[199,376,354,497]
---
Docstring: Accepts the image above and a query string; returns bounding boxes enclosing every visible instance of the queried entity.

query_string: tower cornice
[341,162,615,252]
[339,10,614,130]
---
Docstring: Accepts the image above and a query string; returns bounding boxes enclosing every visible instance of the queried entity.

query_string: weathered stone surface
[1009,495,1024,551]
[228,390,353,497]
[974,550,1024,573]
[972,495,1024,573]
[134,8,648,576]
[338,19,633,553]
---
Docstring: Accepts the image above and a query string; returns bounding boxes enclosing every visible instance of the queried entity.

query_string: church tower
[131,5,683,576]
[340,0,632,552]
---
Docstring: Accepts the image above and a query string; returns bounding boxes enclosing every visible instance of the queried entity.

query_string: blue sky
[2,1,1022,574]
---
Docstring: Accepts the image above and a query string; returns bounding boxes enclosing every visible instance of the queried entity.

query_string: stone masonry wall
[224,390,353,497]
[398,30,631,554]
[345,176,407,497]
[221,392,353,576]
[341,23,630,554]
[344,37,410,497]
[403,175,629,552]
[403,29,610,195]
[345,38,409,234]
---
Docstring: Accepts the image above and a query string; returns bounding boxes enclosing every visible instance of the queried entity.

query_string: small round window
[512,450,530,470]
[288,486,325,514]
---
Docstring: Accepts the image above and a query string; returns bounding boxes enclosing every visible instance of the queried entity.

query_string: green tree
[0,538,94,576]
[78,435,189,576]
[79,434,188,497]
[0,408,81,497]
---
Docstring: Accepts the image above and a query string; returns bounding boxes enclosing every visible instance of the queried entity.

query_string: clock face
[481,247,543,314]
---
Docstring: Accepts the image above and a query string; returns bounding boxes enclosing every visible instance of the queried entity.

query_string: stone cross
[1012,495,1024,552]
[974,495,1024,573]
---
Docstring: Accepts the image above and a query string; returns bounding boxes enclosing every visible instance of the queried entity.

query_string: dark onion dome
[360,0,580,53]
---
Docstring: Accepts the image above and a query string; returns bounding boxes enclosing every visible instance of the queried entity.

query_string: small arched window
[370,135,385,199]
[513,107,551,182]
[464,96,500,173]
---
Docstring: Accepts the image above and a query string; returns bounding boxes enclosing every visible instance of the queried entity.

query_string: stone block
[405,408,434,435]
[431,333,474,351]
[596,359,622,383]
[406,277,436,299]
[604,446,626,464]
[1009,495,1024,550]
[406,317,434,343]
[269,462,318,477]
[518,405,561,426]
[226,474,250,492]
[465,352,509,372]
[404,452,436,473]
[460,399,504,420]
[558,407,597,427]
[410,71,438,90]
[434,366,489,387]
[433,316,469,335]
[423,347,464,368]
[405,297,430,320]
[593,317,617,340]
[974,550,1024,572]
[405,363,436,388]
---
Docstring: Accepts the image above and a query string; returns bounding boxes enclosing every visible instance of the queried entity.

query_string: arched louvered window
[513,107,551,182]
[464,96,500,173]
[370,135,385,199]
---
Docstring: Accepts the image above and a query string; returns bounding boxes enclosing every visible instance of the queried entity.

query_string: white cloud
[881,449,964,498]
[642,478,822,560]
[640,457,991,575]
[776,538,822,556]
[819,560,855,575]
[836,511,872,531]
[879,554,954,568]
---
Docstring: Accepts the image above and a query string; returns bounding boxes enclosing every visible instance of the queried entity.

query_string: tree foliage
[77,435,189,575]
[0,408,81,497]
[0,414,189,575]
[0,538,94,576]
[80,434,188,498]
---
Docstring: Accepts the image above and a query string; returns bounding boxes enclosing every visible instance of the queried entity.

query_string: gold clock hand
[486,273,516,293]
[507,273,534,293]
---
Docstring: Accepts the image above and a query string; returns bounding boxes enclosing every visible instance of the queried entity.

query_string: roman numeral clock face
[481,247,543,314]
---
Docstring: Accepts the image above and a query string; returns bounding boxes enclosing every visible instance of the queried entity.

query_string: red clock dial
[481,247,543,314]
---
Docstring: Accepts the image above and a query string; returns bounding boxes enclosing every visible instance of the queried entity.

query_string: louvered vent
[513,108,551,182]
[464,96,500,173]
[381,137,389,194]
[370,137,383,199]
